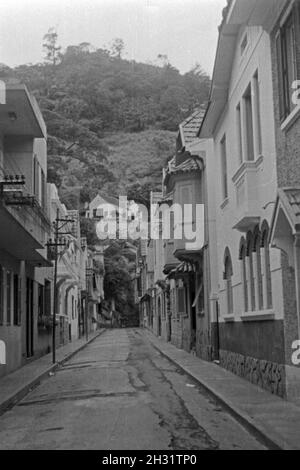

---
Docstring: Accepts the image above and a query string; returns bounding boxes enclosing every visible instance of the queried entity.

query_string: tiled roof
[158,192,174,205]
[99,193,119,207]
[279,188,300,226]
[180,109,206,146]
[91,192,119,207]
[168,155,203,176]
[163,154,203,186]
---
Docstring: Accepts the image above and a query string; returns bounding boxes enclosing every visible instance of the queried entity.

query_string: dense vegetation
[0,31,210,320]
[0,32,210,207]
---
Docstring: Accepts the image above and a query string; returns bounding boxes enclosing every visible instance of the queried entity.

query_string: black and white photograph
[0,0,299,453]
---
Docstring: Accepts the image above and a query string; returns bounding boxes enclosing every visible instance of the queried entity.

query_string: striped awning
[167,261,196,278]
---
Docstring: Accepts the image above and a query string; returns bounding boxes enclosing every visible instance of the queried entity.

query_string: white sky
[0,0,226,76]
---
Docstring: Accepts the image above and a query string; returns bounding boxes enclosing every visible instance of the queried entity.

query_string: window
[246,233,256,311]
[13,274,19,326]
[236,103,243,165]
[41,168,46,209]
[241,33,248,55]
[220,135,228,200]
[6,271,11,325]
[239,238,248,312]
[243,84,254,161]
[276,2,300,120]
[44,280,51,316]
[38,284,44,320]
[261,223,273,309]
[177,286,186,314]
[253,71,262,155]
[224,248,233,314]
[242,224,272,313]
[254,230,264,310]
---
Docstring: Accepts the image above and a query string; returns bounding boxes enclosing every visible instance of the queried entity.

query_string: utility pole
[47,210,75,364]
[85,267,94,342]
[52,208,59,364]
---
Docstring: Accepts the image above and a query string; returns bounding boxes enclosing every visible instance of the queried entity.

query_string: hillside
[0,36,210,208]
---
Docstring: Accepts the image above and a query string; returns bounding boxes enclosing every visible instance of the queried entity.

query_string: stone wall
[219,349,286,397]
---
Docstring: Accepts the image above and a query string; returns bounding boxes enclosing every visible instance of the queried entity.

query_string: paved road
[0,329,266,450]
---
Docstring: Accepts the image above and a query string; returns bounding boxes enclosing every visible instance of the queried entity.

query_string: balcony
[0,84,46,138]
[0,195,51,266]
[232,159,262,232]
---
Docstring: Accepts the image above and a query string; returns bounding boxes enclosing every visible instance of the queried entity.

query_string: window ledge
[232,156,264,184]
[220,198,229,210]
[240,309,275,321]
[281,105,300,132]
[223,313,235,322]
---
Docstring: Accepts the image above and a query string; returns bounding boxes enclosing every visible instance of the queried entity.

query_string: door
[190,279,196,352]
[157,297,162,336]
[26,278,34,358]
[214,301,220,361]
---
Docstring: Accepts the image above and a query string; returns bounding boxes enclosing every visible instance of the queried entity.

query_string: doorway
[190,276,197,352]
[157,297,162,336]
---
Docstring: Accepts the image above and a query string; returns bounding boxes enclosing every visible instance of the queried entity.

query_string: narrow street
[0,329,266,450]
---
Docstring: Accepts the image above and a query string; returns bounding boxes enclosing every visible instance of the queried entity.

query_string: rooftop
[279,187,300,226]
[179,108,206,146]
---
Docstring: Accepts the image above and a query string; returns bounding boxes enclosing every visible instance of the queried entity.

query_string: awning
[140,293,151,302]
[167,261,196,278]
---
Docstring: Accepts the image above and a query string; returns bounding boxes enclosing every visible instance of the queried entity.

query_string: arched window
[224,248,233,314]
[246,231,256,311]
[239,237,248,312]
[253,228,263,310]
[261,221,272,309]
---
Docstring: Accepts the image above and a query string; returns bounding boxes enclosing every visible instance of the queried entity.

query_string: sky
[0,0,226,76]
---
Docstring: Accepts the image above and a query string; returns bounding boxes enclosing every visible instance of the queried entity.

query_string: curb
[0,329,106,416]
[146,334,288,451]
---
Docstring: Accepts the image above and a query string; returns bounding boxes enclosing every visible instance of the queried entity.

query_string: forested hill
[0,38,211,208]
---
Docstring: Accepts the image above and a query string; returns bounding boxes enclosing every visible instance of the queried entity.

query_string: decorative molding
[240,309,275,321]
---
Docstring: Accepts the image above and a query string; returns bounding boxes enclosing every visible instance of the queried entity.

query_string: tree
[109,38,125,59]
[43,28,62,66]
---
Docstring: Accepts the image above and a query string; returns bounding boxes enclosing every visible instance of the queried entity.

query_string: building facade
[199,0,300,400]
[269,0,300,403]
[0,84,52,377]
[139,111,214,360]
